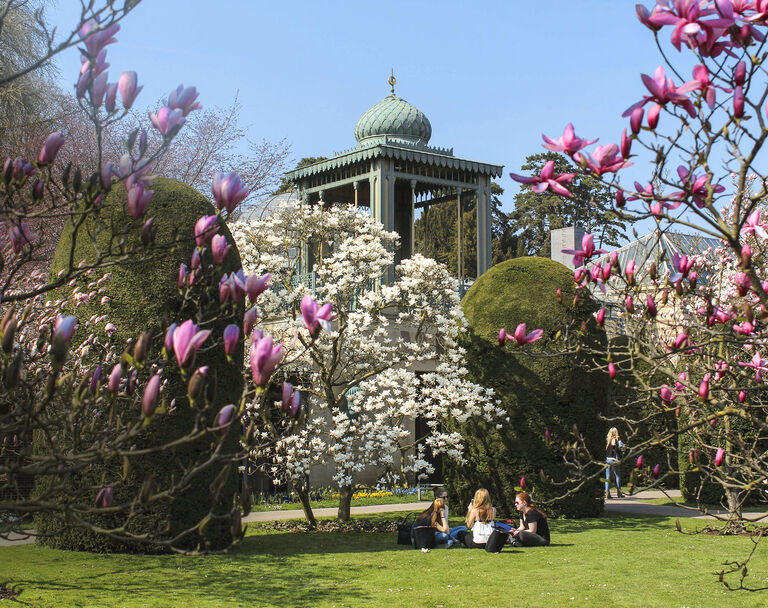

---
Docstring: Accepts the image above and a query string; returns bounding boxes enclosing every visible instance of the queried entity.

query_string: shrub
[445,257,607,518]
[35,178,243,552]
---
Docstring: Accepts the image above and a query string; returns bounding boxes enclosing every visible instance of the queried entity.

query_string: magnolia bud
[133,330,152,364]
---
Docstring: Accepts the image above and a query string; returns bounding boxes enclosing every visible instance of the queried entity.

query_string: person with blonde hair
[605,427,624,499]
[511,492,550,547]
[457,488,496,548]
[413,497,451,548]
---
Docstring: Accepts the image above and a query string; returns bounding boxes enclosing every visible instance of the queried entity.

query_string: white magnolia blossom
[232,202,502,490]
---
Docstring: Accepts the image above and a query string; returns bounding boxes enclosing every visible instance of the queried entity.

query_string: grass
[2,511,768,607]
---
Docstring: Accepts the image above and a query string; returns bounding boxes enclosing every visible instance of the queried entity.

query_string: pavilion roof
[286,137,504,182]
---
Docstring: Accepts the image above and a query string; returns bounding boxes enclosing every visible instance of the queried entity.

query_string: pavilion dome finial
[354,81,432,145]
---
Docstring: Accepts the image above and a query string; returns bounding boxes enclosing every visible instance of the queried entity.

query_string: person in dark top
[412,497,452,547]
[605,427,625,499]
[511,492,550,547]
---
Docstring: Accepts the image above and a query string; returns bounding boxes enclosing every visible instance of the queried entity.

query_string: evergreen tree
[413,182,515,278]
[510,152,627,257]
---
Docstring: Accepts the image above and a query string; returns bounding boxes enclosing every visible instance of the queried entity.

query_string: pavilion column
[410,179,416,257]
[476,174,492,276]
[457,187,463,284]
[299,189,311,275]
[354,181,359,208]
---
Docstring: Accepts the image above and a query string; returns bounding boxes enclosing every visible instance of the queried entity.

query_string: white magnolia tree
[232,203,501,522]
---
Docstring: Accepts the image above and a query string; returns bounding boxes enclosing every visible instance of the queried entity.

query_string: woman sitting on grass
[511,492,550,547]
[413,497,452,547]
[458,488,496,548]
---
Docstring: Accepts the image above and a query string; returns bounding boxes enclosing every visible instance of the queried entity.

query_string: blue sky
[47,1,667,218]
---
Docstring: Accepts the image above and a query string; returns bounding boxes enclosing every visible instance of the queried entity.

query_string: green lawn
[2,512,767,607]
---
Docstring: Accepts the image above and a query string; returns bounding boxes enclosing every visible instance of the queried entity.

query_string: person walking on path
[605,427,624,499]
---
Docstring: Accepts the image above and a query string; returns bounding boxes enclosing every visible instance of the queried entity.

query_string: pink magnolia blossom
[512,323,543,345]
[636,455,644,469]
[738,351,767,382]
[126,182,153,219]
[698,375,710,399]
[301,295,336,336]
[733,85,745,118]
[742,209,768,239]
[734,60,746,86]
[194,215,219,246]
[223,324,240,358]
[95,485,113,508]
[646,294,657,317]
[250,333,284,387]
[9,222,36,253]
[142,373,161,417]
[243,306,258,336]
[211,234,231,265]
[108,363,123,393]
[212,172,249,213]
[498,328,507,346]
[150,106,186,136]
[246,273,271,302]
[645,0,733,52]
[118,71,142,109]
[677,64,731,109]
[608,362,617,379]
[660,385,675,405]
[541,123,597,156]
[715,447,725,467]
[672,165,725,209]
[509,160,575,197]
[630,107,644,134]
[621,128,632,158]
[652,464,661,479]
[168,85,201,116]
[282,382,301,417]
[575,144,632,176]
[38,132,65,165]
[561,233,607,267]
[596,308,606,327]
[623,66,697,119]
[216,404,236,434]
[171,319,211,369]
[78,18,120,57]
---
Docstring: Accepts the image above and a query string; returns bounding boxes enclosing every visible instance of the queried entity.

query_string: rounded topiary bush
[35,178,243,552]
[445,257,607,518]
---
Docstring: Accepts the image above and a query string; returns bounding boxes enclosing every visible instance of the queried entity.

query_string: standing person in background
[605,427,624,499]
[511,492,550,547]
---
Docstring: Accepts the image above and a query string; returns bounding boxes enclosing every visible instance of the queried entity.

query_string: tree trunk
[296,481,317,529]
[337,485,353,522]
[725,487,742,521]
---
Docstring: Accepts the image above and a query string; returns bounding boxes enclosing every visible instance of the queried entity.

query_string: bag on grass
[413,525,436,549]
[485,526,510,553]
[396,513,415,545]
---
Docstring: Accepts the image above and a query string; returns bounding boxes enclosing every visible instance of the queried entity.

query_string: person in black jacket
[510,492,549,547]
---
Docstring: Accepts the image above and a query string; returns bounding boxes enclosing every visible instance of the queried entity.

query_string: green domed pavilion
[285,76,502,281]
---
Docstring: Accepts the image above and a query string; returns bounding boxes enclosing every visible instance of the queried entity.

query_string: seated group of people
[413,487,550,550]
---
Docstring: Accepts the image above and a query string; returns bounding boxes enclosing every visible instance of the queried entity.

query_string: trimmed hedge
[445,257,607,518]
[35,178,243,552]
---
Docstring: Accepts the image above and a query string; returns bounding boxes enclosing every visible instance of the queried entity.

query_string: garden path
[3,489,765,547]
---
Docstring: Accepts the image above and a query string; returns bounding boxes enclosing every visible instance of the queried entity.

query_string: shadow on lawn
[11,551,376,607]
[552,513,675,535]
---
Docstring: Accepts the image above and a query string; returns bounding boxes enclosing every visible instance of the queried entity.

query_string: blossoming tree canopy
[232,203,501,522]
[506,2,768,554]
